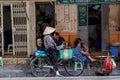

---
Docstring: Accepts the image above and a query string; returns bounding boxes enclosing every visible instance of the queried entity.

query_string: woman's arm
[81,50,89,55]
[34,47,37,52]
[83,43,89,52]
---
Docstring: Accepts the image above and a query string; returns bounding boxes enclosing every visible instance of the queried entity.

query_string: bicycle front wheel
[64,59,84,76]
[30,56,51,77]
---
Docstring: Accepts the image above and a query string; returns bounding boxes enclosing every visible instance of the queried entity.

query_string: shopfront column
[101,4,109,50]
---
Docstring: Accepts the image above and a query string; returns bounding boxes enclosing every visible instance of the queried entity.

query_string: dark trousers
[46,48,59,71]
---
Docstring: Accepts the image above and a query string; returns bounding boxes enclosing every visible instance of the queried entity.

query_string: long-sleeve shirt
[44,35,56,49]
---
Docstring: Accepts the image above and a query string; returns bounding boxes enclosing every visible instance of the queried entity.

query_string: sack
[103,57,113,71]
[59,48,74,60]
[110,57,116,69]
[95,68,110,76]
[35,50,46,57]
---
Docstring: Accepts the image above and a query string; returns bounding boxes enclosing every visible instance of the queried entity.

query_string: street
[0,76,120,80]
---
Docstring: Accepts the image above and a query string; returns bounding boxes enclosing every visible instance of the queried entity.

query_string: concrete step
[0,70,32,77]
[4,52,13,55]
[3,58,30,64]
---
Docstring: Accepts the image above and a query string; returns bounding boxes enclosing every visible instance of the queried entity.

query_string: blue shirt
[54,37,65,46]
[73,46,89,62]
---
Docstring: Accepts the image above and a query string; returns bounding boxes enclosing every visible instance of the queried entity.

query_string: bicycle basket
[35,50,47,57]
[59,48,74,60]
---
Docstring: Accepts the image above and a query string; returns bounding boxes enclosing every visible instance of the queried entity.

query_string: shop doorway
[35,2,55,38]
[3,6,12,53]
[88,4,101,52]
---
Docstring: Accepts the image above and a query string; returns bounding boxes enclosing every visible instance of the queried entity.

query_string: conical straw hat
[43,26,56,35]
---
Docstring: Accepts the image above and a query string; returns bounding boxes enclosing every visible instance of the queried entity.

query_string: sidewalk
[0,63,120,77]
[0,64,32,77]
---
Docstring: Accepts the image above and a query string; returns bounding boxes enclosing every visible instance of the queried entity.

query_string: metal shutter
[11,2,27,57]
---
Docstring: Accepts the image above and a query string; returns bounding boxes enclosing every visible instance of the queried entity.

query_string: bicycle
[30,48,84,77]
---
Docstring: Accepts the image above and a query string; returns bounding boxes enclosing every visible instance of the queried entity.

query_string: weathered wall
[109,4,120,44]
[55,4,77,32]
[27,1,36,57]
[109,4,120,31]
[101,4,109,50]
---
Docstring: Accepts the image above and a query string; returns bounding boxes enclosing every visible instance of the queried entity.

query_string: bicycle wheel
[30,56,51,77]
[64,58,84,76]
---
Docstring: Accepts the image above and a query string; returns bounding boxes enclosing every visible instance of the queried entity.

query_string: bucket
[110,46,118,56]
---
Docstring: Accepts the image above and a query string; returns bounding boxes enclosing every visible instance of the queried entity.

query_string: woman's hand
[81,51,89,55]
[83,44,89,52]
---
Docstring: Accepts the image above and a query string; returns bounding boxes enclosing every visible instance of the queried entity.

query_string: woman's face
[37,39,43,46]
[77,41,81,47]
[53,34,59,39]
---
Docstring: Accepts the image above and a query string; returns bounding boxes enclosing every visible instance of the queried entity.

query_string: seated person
[53,32,67,65]
[77,38,89,52]
[73,38,96,69]
[53,32,67,50]
[32,37,45,59]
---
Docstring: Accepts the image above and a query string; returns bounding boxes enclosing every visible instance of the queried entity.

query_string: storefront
[0,0,119,58]
[57,0,120,53]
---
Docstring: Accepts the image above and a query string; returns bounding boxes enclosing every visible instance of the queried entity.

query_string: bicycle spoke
[30,56,51,77]
[64,59,84,76]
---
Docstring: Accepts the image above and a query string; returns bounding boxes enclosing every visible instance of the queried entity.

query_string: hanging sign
[57,0,120,4]
[78,5,87,26]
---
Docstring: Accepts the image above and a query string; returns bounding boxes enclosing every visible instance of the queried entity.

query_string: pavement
[0,60,119,78]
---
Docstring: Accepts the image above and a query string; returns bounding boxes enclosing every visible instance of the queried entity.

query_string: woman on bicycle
[43,26,63,77]
[73,38,96,69]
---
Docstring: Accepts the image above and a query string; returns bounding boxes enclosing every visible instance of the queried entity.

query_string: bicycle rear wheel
[64,58,84,76]
[30,56,51,77]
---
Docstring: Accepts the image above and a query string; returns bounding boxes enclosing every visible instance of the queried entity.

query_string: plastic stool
[0,57,3,67]
[8,44,13,52]
[74,62,84,71]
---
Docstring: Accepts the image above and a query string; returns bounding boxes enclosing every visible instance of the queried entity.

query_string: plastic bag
[103,56,113,71]
[110,57,116,69]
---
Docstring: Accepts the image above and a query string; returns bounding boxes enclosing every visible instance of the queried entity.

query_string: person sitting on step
[73,38,96,69]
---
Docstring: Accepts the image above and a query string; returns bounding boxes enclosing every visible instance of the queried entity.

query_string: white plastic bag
[110,57,116,69]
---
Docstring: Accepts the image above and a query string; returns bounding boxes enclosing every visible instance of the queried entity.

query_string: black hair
[74,38,81,47]
[37,36,43,41]
[54,32,60,36]
[51,31,56,36]
[77,38,82,41]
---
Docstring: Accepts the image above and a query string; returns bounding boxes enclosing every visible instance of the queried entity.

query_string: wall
[27,1,36,57]
[109,4,120,30]
[55,4,77,32]
[109,4,120,44]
